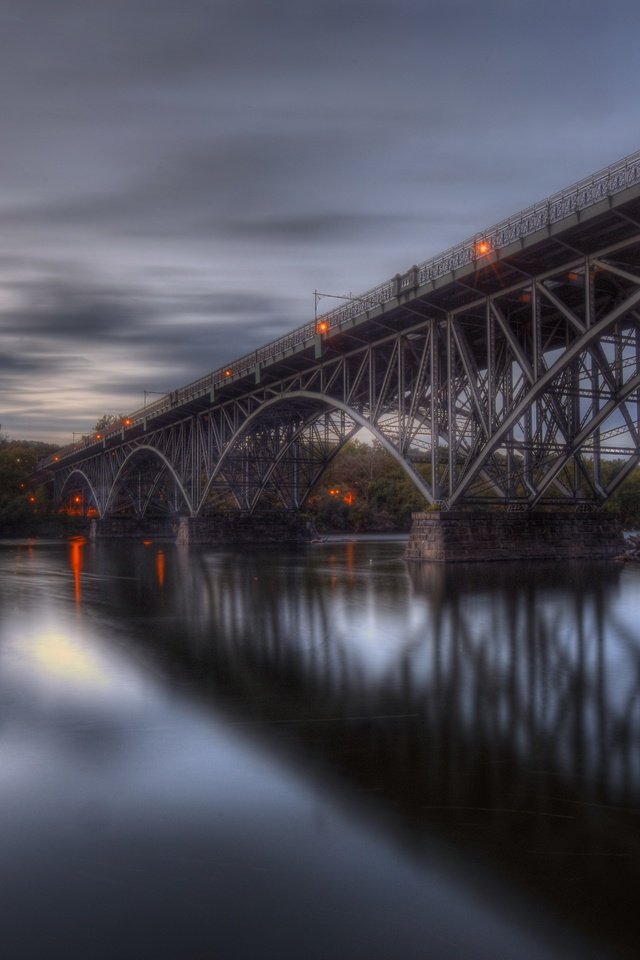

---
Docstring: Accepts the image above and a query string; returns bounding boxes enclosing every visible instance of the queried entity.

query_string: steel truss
[51,232,640,519]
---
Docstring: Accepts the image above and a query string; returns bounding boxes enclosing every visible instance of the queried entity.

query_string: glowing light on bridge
[475,239,491,256]
[224,368,232,378]
[317,320,329,334]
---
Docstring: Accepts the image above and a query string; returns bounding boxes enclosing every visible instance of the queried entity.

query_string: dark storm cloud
[0,351,90,376]
[0,274,291,431]
[0,0,639,440]
[0,280,286,344]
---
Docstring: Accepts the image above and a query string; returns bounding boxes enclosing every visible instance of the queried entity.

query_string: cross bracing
[39,150,640,519]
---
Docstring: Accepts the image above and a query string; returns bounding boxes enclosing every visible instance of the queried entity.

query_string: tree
[0,437,58,532]
[83,414,125,440]
[306,439,427,532]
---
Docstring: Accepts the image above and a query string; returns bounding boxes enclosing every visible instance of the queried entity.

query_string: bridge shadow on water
[88,540,640,959]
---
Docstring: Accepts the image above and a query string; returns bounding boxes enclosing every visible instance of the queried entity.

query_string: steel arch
[196,390,435,515]
[59,468,103,518]
[104,444,194,518]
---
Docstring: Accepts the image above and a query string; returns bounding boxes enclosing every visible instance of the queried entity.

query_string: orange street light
[475,239,491,256]
[316,320,329,334]
[224,368,232,378]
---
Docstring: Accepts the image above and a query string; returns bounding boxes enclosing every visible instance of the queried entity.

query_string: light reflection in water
[67,535,86,605]
[30,630,108,687]
[0,538,638,960]
[156,548,166,588]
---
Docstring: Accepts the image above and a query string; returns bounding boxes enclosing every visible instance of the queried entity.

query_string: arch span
[60,469,103,518]
[104,444,194,518]
[197,390,435,516]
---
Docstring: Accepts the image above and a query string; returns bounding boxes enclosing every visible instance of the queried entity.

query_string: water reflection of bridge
[88,541,640,958]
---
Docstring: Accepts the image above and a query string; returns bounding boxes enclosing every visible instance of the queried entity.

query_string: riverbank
[0,516,89,539]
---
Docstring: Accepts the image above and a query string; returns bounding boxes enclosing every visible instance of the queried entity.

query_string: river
[0,536,638,959]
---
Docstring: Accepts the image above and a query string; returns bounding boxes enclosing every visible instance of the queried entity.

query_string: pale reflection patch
[30,630,109,687]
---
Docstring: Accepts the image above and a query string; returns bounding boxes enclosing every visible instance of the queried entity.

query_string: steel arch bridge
[38,149,640,523]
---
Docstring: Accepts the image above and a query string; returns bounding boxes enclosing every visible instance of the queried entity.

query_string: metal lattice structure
[38,149,640,519]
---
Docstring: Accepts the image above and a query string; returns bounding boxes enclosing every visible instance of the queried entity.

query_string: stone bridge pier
[405,511,624,562]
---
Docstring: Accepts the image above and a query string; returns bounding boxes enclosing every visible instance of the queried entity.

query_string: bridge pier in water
[405,511,625,562]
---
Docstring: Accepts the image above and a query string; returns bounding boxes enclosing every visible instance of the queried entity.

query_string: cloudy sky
[1,0,638,443]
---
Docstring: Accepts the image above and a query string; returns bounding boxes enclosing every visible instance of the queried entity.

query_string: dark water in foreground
[1,537,639,960]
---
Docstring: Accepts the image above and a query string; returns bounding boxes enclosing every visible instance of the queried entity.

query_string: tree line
[304,440,640,532]
[0,436,58,533]
[3,432,640,535]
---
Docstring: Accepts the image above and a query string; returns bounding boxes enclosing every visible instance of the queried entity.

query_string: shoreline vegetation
[3,435,640,540]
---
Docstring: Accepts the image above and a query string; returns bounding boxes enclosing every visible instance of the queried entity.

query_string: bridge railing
[38,147,640,470]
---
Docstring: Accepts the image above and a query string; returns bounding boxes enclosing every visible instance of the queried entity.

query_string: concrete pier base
[405,511,624,563]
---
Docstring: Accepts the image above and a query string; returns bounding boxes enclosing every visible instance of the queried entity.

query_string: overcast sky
[1,0,638,442]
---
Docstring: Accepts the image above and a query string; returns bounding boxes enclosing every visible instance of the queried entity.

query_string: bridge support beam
[405,511,624,563]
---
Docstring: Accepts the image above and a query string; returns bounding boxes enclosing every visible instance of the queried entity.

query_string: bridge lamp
[224,368,232,378]
[123,418,132,427]
[475,239,491,256]
[96,433,102,440]
[316,320,329,335]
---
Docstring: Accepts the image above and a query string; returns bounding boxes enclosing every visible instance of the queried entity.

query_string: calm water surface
[1,536,639,959]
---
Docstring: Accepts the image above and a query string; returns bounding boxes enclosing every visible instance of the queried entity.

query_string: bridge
[36,148,640,553]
